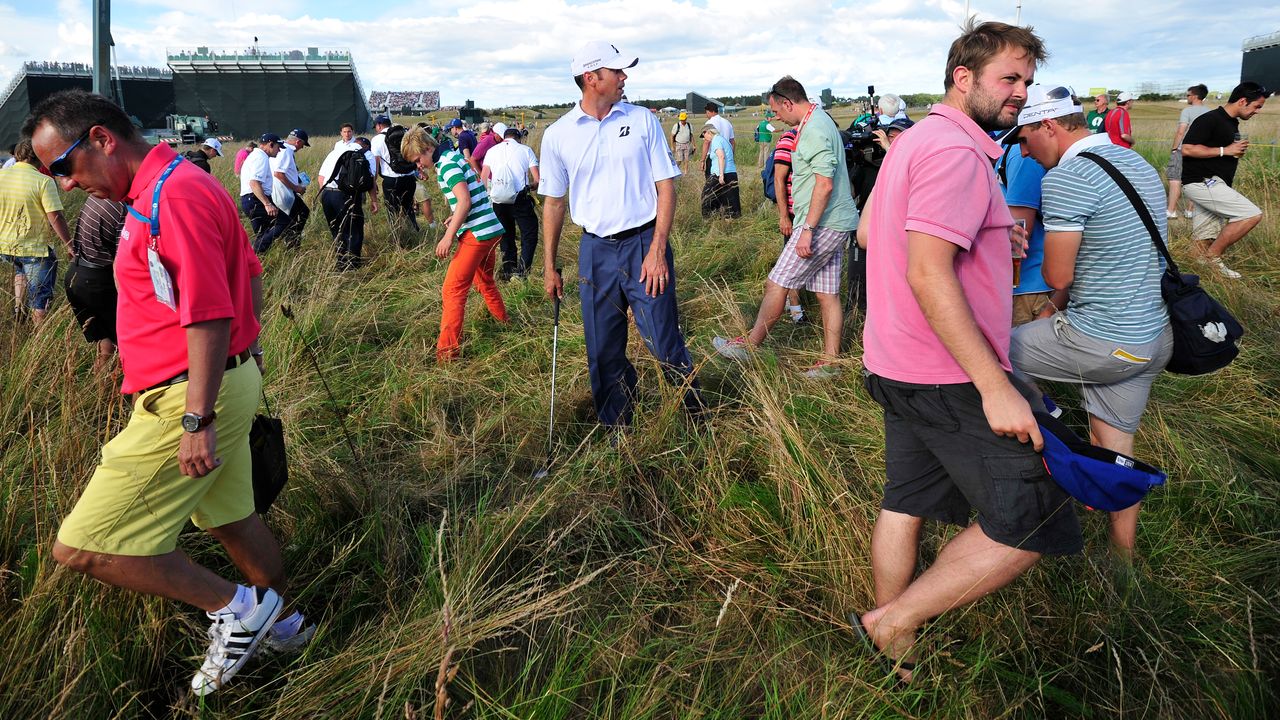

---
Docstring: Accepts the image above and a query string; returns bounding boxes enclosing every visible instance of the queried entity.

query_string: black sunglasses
[1044,85,1074,101]
[48,128,92,177]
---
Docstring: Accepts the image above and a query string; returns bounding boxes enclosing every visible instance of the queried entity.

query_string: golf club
[533,269,562,480]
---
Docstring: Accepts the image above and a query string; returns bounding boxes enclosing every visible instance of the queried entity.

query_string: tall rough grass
[1,110,1277,718]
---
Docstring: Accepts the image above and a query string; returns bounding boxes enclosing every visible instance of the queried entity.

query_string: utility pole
[1016,1,1023,24]
[92,0,113,101]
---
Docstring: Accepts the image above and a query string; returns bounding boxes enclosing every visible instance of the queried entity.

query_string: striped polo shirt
[435,149,503,241]
[1041,137,1169,344]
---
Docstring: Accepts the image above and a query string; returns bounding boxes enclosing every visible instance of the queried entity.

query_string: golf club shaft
[545,270,562,469]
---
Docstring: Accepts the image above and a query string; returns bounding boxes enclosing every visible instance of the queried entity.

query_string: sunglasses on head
[1044,86,1074,101]
[48,127,92,177]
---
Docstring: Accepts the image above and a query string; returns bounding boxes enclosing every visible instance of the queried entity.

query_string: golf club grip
[553,268,562,325]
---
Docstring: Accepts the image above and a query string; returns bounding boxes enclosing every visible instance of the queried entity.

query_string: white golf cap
[1117,91,1135,103]
[570,41,638,77]
[493,122,509,137]
[202,137,223,156]
[1016,84,1081,127]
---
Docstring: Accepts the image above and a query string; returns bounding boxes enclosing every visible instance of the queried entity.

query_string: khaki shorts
[57,360,261,556]
[1011,292,1052,327]
[414,181,430,204]
[1182,178,1263,242]
[674,142,691,161]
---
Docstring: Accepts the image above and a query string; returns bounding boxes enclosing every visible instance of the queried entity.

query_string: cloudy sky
[0,1,1274,107]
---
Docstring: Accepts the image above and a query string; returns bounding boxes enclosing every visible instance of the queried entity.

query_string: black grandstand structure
[686,92,722,114]
[1242,31,1280,91]
[0,61,174,146]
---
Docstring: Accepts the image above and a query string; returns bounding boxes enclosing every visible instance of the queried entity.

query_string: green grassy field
[1,102,1277,718]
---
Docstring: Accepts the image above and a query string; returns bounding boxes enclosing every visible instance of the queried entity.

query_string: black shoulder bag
[250,388,289,514]
[1078,151,1243,375]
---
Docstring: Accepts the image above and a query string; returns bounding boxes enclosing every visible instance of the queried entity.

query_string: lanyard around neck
[125,155,184,242]
[794,103,817,145]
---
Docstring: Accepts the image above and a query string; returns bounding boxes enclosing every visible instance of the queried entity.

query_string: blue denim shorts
[2,248,58,310]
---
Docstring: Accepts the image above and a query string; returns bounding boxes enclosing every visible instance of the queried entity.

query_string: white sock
[270,610,305,639]
[220,584,255,617]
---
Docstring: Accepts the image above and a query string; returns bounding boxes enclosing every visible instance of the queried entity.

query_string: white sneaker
[1207,256,1242,279]
[1183,209,1195,219]
[261,622,317,655]
[713,336,750,361]
[1166,211,1178,220]
[191,587,284,696]
[802,361,840,379]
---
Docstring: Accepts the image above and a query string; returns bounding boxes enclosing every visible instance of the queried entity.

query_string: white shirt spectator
[539,101,680,237]
[369,130,413,178]
[707,113,734,142]
[317,146,377,191]
[482,139,539,195]
[334,139,361,152]
[271,145,301,186]
[238,147,273,197]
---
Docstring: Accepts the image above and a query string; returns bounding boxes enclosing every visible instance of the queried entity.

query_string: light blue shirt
[708,134,736,176]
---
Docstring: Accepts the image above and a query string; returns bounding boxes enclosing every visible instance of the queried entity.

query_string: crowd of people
[0,22,1271,699]
[368,90,441,112]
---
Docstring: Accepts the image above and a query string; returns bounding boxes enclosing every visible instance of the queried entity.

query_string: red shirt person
[25,89,312,698]
[1104,92,1135,148]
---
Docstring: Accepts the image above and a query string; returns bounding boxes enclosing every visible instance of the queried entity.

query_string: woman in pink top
[232,141,256,174]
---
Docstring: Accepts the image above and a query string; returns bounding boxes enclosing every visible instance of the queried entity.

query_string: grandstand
[686,92,722,114]
[0,61,174,146]
[369,90,441,115]
[167,46,374,138]
[1242,30,1280,90]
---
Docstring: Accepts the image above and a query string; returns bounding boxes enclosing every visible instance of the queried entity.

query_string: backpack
[382,125,416,174]
[334,150,374,196]
[487,151,522,205]
[761,147,779,202]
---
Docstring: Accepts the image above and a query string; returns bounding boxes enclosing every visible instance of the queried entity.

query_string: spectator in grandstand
[399,127,509,362]
[184,138,223,174]
[0,139,70,324]
[1008,83,1172,559]
[272,129,311,248]
[713,76,857,378]
[699,125,740,218]
[239,133,289,253]
[370,115,420,244]
[1179,81,1268,279]
[670,112,694,173]
[447,119,479,174]
[315,136,379,271]
[472,122,499,169]
[482,125,541,279]
[335,123,359,151]
[234,141,256,175]
[64,196,126,365]
[1086,93,1109,134]
[1166,84,1212,220]
[1104,92,1134,148]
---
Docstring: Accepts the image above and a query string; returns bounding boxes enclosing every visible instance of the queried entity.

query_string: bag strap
[1077,151,1180,276]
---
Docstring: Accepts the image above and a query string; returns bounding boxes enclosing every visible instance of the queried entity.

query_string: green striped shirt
[1041,142,1169,344]
[435,149,503,241]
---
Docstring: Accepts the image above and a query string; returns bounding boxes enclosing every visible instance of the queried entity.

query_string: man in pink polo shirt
[852,21,1081,684]
[26,90,312,697]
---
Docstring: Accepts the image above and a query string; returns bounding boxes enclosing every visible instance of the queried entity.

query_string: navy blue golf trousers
[578,225,703,427]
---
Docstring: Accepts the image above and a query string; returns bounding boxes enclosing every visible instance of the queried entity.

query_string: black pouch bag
[250,391,288,514]
[1079,152,1243,375]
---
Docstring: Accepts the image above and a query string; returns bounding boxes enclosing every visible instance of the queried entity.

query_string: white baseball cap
[493,122,509,138]
[202,138,223,156]
[1016,84,1081,127]
[570,41,638,77]
[1117,91,1135,104]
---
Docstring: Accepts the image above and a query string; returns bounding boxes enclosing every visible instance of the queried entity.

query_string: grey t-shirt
[1176,105,1212,147]
[1041,141,1169,345]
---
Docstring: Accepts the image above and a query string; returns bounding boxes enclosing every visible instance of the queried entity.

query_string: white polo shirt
[482,139,539,194]
[706,113,734,142]
[270,145,300,186]
[369,130,413,178]
[539,101,680,237]
[334,139,361,152]
[317,147,377,191]
[238,147,273,198]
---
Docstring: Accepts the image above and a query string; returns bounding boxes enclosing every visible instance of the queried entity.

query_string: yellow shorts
[57,360,262,556]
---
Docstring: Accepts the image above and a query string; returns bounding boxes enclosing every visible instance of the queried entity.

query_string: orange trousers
[438,231,507,361]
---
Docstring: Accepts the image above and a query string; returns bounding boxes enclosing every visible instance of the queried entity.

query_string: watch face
[182,413,201,432]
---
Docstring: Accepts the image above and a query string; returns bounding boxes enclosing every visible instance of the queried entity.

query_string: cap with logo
[202,138,223,156]
[1116,91,1135,104]
[1000,84,1081,143]
[570,41,638,77]
[446,118,464,129]
[1036,412,1166,512]
[288,128,310,147]
[259,132,282,144]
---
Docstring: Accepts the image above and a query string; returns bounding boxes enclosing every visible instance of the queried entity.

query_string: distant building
[820,88,835,107]
[686,92,722,114]
[1242,30,1280,90]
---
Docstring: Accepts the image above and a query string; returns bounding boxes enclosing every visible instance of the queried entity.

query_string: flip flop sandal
[849,611,916,685]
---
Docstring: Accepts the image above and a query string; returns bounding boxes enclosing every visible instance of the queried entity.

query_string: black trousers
[283,199,310,248]
[382,174,418,244]
[492,190,540,276]
[700,173,741,218]
[321,189,365,270]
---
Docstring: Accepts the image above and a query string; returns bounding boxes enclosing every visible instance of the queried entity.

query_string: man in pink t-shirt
[852,21,1081,685]
[27,90,312,697]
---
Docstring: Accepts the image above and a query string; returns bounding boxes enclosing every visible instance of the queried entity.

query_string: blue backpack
[761,148,779,202]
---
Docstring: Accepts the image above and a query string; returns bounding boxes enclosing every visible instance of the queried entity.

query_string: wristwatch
[799,223,815,233]
[181,411,216,433]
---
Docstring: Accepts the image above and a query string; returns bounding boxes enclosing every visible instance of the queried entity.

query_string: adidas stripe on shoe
[191,586,284,696]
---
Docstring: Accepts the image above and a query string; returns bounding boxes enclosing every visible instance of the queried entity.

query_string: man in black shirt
[183,138,223,174]
[64,196,126,363]
[1180,82,1268,279]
